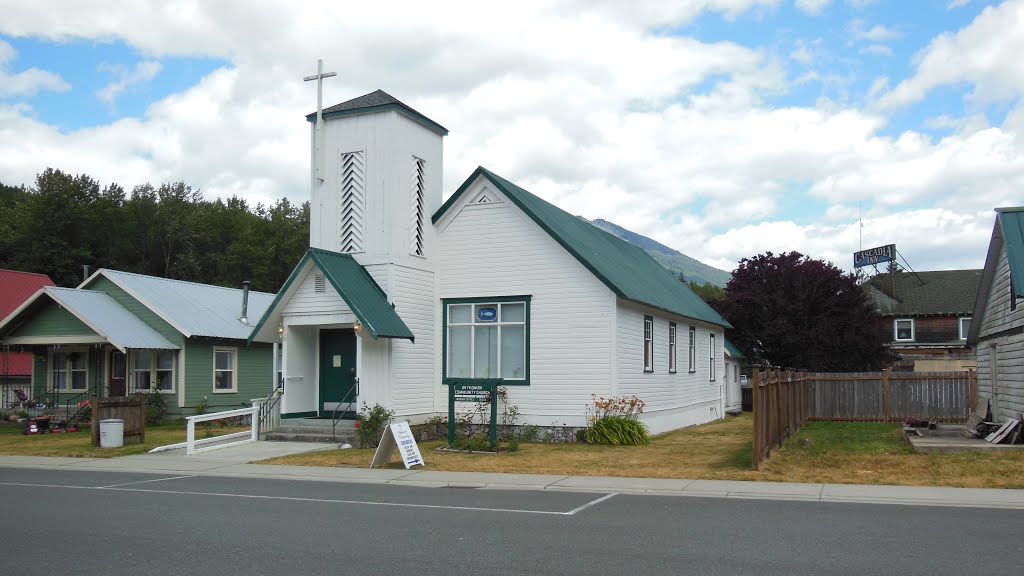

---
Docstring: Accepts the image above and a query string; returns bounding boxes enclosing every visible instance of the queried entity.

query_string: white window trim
[688,326,696,373]
[894,318,915,342]
[959,317,971,341]
[668,322,677,374]
[130,350,176,394]
[709,333,717,382]
[49,347,89,392]
[643,316,654,373]
[213,347,238,393]
[446,302,528,381]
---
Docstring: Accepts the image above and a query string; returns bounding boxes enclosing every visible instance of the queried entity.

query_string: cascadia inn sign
[854,244,895,268]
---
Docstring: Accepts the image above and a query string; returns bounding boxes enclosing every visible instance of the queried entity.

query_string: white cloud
[97,60,162,105]
[849,20,903,42]
[863,44,894,57]
[0,38,69,97]
[795,0,831,15]
[0,0,1017,275]
[947,0,971,9]
[880,0,1024,109]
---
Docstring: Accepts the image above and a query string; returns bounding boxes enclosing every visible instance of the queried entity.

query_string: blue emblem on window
[477,307,497,322]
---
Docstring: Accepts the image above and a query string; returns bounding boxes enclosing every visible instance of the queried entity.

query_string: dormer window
[894,318,914,342]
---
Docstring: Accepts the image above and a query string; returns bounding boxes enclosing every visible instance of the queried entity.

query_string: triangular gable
[433,167,731,328]
[0,287,179,352]
[969,207,1024,344]
[248,248,414,344]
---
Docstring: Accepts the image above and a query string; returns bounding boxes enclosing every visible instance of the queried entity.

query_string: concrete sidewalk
[2,442,1023,510]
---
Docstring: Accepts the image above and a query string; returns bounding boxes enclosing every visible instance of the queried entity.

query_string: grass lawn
[259,413,1024,489]
[0,421,248,458]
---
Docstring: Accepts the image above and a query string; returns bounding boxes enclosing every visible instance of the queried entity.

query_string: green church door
[319,329,357,416]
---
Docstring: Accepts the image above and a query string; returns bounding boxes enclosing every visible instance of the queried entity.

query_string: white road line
[0,481,585,516]
[98,475,196,489]
[565,492,617,515]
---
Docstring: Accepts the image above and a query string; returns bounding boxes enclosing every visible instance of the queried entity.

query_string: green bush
[587,416,650,446]
[356,402,395,448]
[144,391,168,425]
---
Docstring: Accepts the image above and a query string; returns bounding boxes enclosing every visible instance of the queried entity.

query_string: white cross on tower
[304,59,337,181]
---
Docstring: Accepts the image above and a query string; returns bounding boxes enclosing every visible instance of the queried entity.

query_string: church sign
[476,306,497,322]
[853,244,895,268]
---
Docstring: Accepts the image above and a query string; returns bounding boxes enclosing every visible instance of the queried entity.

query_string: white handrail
[184,406,258,455]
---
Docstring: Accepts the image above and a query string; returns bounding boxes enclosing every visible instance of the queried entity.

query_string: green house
[0,269,277,417]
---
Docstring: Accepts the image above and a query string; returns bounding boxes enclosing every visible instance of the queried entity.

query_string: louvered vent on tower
[410,156,426,256]
[338,151,365,253]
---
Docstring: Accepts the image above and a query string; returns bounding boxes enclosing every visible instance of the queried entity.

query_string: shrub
[584,394,650,446]
[144,391,168,425]
[587,416,650,446]
[357,402,395,448]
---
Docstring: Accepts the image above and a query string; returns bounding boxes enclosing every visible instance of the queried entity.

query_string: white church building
[248,90,731,434]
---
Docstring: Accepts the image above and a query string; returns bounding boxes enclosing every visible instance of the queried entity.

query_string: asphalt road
[1,467,1020,576]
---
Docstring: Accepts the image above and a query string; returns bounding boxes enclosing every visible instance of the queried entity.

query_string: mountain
[590,219,731,287]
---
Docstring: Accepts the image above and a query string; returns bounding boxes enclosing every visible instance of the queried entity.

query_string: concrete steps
[263,418,357,445]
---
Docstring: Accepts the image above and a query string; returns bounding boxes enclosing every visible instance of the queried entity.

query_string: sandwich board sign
[370,421,424,469]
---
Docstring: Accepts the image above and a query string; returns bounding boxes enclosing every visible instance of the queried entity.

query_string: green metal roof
[863,269,982,316]
[433,167,730,328]
[249,248,414,343]
[997,207,1024,298]
[724,338,745,359]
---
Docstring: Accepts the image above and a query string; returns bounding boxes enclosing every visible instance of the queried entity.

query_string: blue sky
[0,0,1021,273]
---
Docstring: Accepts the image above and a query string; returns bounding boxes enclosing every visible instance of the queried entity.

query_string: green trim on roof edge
[247,248,414,345]
[433,167,730,329]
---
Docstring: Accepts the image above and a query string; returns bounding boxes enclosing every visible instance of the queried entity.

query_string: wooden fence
[90,395,146,446]
[751,368,976,469]
[807,370,974,423]
[752,368,809,470]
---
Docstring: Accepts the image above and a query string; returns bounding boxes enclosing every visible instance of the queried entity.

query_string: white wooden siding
[281,266,357,323]
[437,179,615,425]
[616,301,723,430]
[979,245,1024,338]
[389,265,436,416]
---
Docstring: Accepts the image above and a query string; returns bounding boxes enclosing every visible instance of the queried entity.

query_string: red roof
[0,269,55,377]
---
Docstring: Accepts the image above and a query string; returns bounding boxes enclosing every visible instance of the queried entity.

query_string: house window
[688,326,696,373]
[643,315,654,372]
[51,350,88,392]
[445,299,529,383]
[669,322,677,374]
[214,348,237,393]
[959,317,971,340]
[734,364,739,384]
[894,318,915,342]
[131,350,175,393]
[709,334,717,382]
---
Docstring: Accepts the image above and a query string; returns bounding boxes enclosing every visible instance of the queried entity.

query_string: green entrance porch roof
[249,248,415,344]
[0,287,179,352]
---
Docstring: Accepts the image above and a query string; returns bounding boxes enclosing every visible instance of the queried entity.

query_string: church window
[444,297,530,384]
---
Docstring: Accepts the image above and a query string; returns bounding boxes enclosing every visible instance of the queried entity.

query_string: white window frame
[445,300,529,382]
[213,347,238,393]
[643,316,654,372]
[959,317,971,341]
[130,350,176,394]
[668,322,677,374]
[894,318,915,342]
[688,326,696,373]
[709,333,716,382]
[49,348,89,392]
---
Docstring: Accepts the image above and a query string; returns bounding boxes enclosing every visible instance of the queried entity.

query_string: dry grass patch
[260,413,1024,488]
[0,422,246,458]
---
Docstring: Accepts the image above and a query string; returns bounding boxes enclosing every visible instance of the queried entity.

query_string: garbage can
[99,419,124,448]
